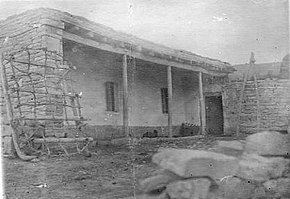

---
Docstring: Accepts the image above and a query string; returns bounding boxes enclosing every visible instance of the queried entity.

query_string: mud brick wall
[223,78,290,134]
[0,9,65,154]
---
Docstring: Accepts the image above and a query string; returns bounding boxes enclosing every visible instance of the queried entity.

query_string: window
[105,82,119,112]
[161,88,168,114]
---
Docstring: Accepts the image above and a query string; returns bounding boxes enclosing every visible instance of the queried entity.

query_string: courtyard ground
[3,135,245,199]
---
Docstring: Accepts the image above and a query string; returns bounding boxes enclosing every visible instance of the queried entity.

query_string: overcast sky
[0,0,289,64]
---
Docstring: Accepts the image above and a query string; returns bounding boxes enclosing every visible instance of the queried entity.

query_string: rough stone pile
[136,131,290,199]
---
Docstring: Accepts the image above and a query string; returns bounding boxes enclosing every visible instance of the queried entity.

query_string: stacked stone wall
[223,79,290,134]
[135,131,290,199]
[0,9,64,155]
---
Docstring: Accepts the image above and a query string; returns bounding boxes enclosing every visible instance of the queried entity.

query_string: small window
[105,82,119,112]
[161,88,168,114]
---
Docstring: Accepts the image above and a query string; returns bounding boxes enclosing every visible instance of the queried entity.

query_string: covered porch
[63,37,229,138]
[40,9,234,138]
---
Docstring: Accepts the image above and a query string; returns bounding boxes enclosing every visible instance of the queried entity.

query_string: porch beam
[122,54,129,137]
[167,66,173,138]
[199,71,206,134]
[63,32,229,77]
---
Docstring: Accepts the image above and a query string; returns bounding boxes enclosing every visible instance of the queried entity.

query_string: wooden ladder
[236,53,260,136]
[1,48,93,159]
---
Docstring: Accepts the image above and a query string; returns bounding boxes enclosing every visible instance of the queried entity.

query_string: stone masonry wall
[223,78,290,135]
[1,10,44,155]
[134,131,290,199]
[0,9,65,154]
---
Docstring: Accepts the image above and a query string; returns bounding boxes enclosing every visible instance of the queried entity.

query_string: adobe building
[0,8,289,155]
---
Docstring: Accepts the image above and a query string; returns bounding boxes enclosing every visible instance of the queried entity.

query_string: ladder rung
[239,123,258,127]
[239,113,258,117]
[236,60,260,135]
[259,102,276,106]
[33,137,93,143]
[244,93,257,97]
[243,103,258,106]
[244,85,256,88]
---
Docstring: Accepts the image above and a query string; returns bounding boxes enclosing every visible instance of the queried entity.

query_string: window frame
[105,81,119,112]
[161,87,169,114]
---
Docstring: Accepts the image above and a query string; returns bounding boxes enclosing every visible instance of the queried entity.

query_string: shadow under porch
[63,39,209,139]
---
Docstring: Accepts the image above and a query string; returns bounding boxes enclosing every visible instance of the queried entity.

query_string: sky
[0,0,289,65]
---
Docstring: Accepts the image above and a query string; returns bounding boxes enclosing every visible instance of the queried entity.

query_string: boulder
[215,177,258,199]
[263,178,290,198]
[139,171,181,193]
[251,186,268,199]
[166,178,211,199]
[120,192,169,199]
[152,148,239,180]
[215,140,245,157]
[216,140,244,151]
[236,154,290,182]
[245,131,290,156]
[282,161,290,178]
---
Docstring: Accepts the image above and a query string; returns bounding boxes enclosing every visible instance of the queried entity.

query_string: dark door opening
[205,95,224,135]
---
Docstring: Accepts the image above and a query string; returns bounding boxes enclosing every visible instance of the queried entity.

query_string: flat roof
[0,8,235,76]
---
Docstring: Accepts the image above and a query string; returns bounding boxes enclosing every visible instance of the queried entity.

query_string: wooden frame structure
[236,53,260,136]
[0,47,93,160]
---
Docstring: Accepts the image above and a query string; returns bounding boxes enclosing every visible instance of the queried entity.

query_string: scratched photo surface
[0,0,289,199]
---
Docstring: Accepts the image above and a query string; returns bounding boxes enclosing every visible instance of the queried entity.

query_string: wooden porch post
[122,54,129,137]
[199,71,206,134]
[167,66,173,138]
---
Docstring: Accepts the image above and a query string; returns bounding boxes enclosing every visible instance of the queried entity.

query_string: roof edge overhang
[0,8,235,76]
[62,31,234,77]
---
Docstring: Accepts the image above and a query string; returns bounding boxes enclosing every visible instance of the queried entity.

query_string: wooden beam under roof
[59,17,230,68]
[35,9,233,72]
[0,8,234,75]
[63,31,229,77]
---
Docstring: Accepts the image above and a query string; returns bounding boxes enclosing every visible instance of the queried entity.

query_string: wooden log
[236,58,253,136]
[0,52,37,161]
[12,59,70,70]
[15,117,88,121]
[198,72,206,135]
[253,74,260,133]
[63,31,228,77]
[10,89,75,97]
[33,137,94,143]
[167,66,173,138]
[122,54,129,137]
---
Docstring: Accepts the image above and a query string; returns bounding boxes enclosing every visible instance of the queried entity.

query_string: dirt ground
[3,136,244,199]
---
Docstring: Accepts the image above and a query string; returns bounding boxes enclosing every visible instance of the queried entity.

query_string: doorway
[205,94,224,135]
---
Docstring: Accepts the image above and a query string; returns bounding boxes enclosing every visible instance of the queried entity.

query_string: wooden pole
[236,52,255,136]
[122,54,129,137]
[167,66,173,138]
[0,52,36,160]
[33,137,93,143]
[253,74,260,133]
[198,71,206,135]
